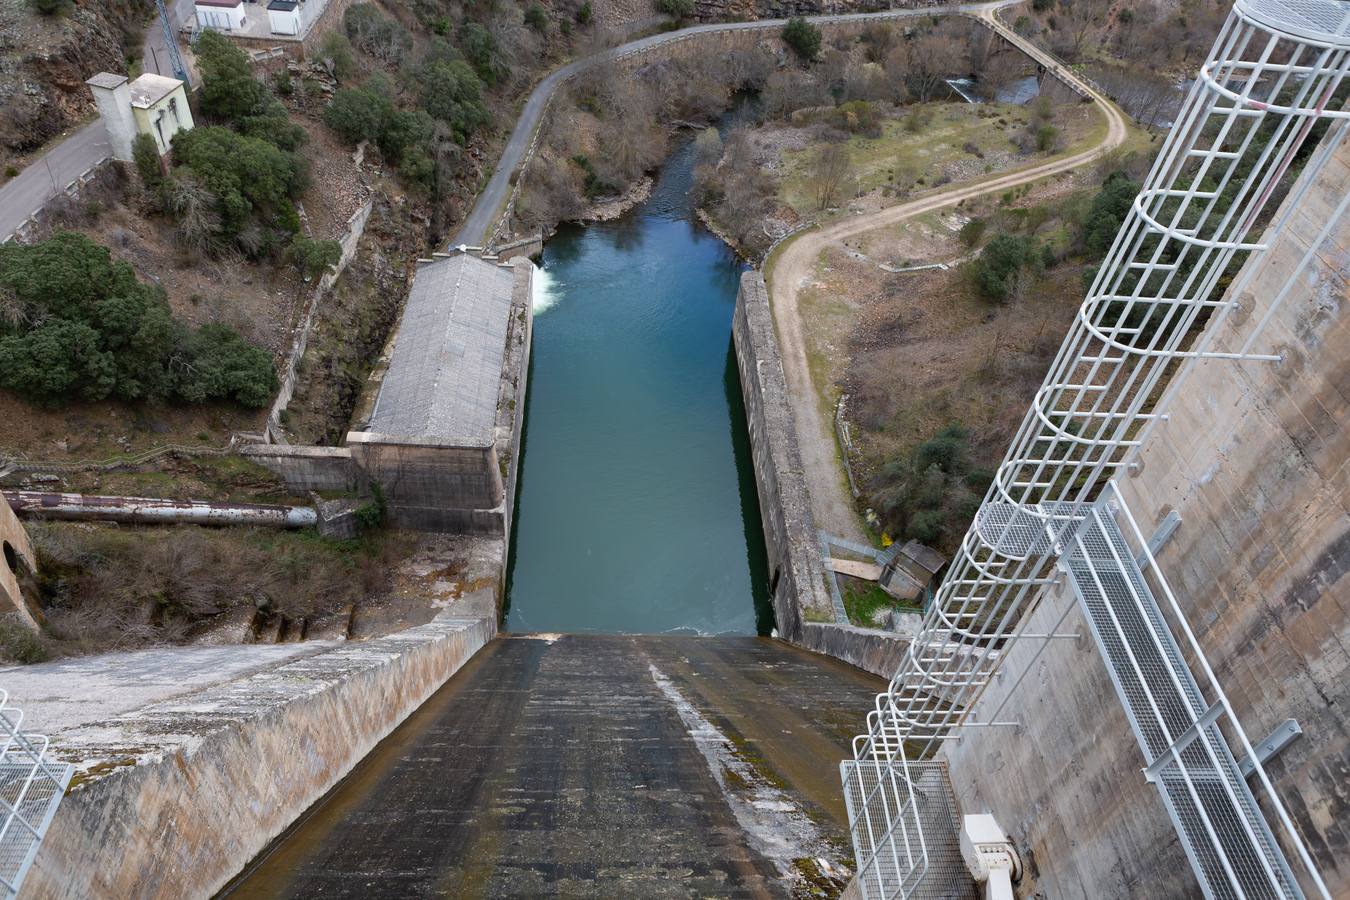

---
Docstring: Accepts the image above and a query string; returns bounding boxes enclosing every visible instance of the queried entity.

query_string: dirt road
[766,10,1130,543]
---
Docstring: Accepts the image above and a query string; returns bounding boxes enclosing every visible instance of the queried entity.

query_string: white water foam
[532,265,560,314]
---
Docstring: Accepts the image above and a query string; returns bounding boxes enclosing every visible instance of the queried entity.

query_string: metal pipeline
[2,491,317,529]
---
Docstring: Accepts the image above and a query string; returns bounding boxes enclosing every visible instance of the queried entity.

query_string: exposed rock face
[0,0,151,161]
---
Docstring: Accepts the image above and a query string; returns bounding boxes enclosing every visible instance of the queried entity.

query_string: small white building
[266,0,300,35]
[194,0,247,32]
[86,72,195,162]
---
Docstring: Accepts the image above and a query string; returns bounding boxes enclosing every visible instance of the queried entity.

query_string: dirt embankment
[0,0,150,169]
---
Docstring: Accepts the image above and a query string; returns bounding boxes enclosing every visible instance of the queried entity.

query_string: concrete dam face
[226,636,887,897]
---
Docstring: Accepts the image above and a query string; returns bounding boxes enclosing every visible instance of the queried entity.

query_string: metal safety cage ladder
[0,691,71,899]
[842,0,1350,896]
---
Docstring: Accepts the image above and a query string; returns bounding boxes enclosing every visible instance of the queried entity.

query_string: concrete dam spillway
[221,116,891,897]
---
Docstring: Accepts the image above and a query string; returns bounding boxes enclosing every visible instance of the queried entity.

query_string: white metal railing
[0,691,72,898]
[844,0,1350,896]
[1062,482,1328,900]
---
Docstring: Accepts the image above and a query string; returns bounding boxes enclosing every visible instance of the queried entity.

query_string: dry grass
[23,522,411,657]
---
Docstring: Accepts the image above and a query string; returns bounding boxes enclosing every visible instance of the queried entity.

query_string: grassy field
[777,99,1108,219]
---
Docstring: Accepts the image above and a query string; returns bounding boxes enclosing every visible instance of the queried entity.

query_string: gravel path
[766,8,1130,543]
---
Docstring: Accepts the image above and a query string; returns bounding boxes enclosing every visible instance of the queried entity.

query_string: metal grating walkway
[0,692,72,899]
[1061,486,1314,899]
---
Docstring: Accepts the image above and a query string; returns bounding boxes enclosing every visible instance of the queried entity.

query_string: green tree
[782,18,821,63]
[1084,170,1140,256]
[958,218,987,250]
[132,133,163,188]
[173,324,278,408]
[971,234,1035,302]
[524,3,548,31]
[418,58,490,143]
[171,126,306,254]
[285,236,342,299]
[196,31,272,124]
[323,85,393,145]
[460,21,507,85]
[576,1,592,25]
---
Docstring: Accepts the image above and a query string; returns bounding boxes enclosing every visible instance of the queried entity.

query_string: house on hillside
[85,72,194,162]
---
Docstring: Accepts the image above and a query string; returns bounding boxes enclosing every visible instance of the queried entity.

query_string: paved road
[766,6,1130,542]
[454,0,1024,247]
[0,121,112,242]
[0,0,196,242]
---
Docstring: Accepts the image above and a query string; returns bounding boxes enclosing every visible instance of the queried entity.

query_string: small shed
[266,0,300,35]
[195,0,247,32]
[879,540,948,603]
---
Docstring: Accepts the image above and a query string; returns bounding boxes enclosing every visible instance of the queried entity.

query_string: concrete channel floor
[224,635,889,898]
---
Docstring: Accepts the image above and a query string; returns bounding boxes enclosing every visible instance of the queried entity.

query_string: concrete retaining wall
[939,131,1350,897]
[267,198,375,443]
[732,272,908,677]
[347,436,503,533]
[25,610,495,900]
[239,444,359,492]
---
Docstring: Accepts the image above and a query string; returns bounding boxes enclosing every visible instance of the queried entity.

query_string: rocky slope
[0,0,150,166]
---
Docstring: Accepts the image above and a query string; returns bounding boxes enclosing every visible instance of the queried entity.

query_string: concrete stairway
[225,635,924,899]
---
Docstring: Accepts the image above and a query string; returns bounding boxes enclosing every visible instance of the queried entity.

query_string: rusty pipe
[3,491,317,529]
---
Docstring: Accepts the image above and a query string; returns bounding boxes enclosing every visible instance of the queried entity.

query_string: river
[503,109,774,637]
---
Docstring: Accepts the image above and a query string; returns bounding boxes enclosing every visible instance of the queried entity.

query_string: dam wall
[939,132,1350,897]
[732,272,909,677]
[23,609,496,900]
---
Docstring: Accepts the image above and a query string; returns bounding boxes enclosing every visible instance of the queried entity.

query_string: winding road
[766,7,1130,542]
[453,1,1027,247]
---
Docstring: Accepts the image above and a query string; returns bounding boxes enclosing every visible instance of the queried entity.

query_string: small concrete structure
[85,72,193,161]
[266,0,300,35]
[194,0,248,32]
[346,250,533,533]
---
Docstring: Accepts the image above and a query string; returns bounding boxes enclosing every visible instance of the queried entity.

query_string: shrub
[1035,124,1059,152]
[576,1,592,25]
[958,218,986,249]
[524,3,548,31]
[28,0,66,15]
[0,621,49,665]
[1084,170,1140,256]
[173,324,277,408]
[132,132,163,187]
[170,126,306,254]
[657,0,694,19]
[460,21,507,85]
[344,4,411,64]
[783,18,821,63]
[317,31,357,82]
[0,233,274,407]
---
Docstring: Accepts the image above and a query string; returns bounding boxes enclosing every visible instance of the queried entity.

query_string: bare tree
[811,143,853,211]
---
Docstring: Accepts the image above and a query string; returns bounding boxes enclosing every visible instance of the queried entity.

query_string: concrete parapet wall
[25,610,496,900]
[798,622,909,679]
[940,133,1350,897]
[732,272,828,642]
[240,443,360,493]
[0,499,39,628]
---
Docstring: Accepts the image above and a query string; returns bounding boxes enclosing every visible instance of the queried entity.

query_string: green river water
[503,114,773,636]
